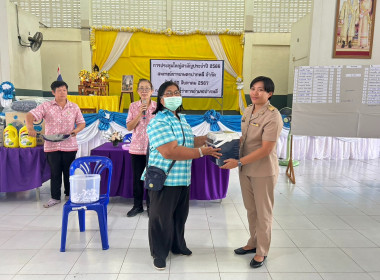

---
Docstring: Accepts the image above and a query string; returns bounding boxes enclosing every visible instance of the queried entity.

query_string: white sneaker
[43,198,61,208]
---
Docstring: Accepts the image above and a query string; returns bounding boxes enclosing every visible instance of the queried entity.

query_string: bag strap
[146,119,186,175]
[164,122,185,175]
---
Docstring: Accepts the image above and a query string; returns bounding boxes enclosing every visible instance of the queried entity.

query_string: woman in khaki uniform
[222,76,283,268]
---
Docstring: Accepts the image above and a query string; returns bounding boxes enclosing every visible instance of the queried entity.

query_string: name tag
[250,122,260,127]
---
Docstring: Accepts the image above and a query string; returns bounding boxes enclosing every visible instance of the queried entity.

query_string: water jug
[19,125,36,148]
[3,124,19,148]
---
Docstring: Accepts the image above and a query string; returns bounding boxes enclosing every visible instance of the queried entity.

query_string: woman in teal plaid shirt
[145,81,221,270]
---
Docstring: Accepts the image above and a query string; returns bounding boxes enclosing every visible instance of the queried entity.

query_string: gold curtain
[67,96,120,112]
[93,30,243,111]
[219,35,247,108]
[92,31,118,70]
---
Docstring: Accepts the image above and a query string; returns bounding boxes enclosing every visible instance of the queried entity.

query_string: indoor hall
[1,0,380,279]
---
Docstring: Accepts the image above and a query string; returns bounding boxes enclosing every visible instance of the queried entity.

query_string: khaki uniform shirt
[240,101,283,177]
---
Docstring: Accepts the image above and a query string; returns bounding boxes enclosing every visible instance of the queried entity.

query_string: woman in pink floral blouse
[126,79,157,217]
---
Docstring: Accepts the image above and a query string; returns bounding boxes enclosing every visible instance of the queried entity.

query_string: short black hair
[153,81,182,114]
[250,76,274,99]
[51,80,68,92]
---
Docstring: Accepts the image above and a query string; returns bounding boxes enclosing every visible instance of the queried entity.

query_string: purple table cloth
[90,142,230,200]
[0,146,50,192]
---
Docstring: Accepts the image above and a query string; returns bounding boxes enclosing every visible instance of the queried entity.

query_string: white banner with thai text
[150,59,224,98]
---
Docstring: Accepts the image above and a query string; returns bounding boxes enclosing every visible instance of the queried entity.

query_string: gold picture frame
[121,75,134,92]
[120,75,134,111]
[333,0,377,58]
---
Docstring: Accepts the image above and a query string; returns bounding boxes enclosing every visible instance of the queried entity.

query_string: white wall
[0,0,11,82]
[288,13,312,93]
[243,33,291,96]
[309,0,380,66]
[7,2,42,90]
[40,28,88,92]
[1,3,91,93]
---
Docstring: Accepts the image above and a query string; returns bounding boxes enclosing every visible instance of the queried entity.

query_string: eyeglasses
[163,90,181,97]
[138,87,152,92]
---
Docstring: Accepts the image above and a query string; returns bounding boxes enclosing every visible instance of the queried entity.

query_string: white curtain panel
[206,35,245,113]
[100,32,133,71]
[279,129,380,160]
[76,120,131,157]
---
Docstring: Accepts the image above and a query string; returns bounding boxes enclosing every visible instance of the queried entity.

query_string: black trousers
[130,154,150,208]
[46,151,77,200]
[148,186,189,260]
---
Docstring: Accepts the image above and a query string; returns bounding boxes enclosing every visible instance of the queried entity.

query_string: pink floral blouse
[30,100,85,152]
[126,100,157,155]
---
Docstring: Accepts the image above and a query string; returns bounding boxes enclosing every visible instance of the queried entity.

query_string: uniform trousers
[239,173,278,256]
[148,185,189,260]
[46,151,77,200]
[130,154,150,208]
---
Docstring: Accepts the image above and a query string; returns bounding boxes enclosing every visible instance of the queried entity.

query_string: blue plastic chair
[60,156,113,252]
[123,133,132,143]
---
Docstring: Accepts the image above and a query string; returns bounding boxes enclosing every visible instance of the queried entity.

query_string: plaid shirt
[142,109,194,187]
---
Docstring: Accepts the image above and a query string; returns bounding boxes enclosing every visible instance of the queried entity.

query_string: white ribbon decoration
[100,32,133,71]
[206,35,246,113]
[76,120,131,157]
[190,121,242,137]
[0,92,13,108]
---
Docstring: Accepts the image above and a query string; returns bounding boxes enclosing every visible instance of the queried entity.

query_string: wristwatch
[237,160,242,168]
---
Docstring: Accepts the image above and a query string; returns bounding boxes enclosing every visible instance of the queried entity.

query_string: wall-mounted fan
[17,32,43,52]
[16,4,43,52]
[27,32,43,52]
[279,107,299,167]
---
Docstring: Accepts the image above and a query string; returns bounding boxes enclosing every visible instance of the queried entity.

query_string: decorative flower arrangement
[0,81,15,100]
[106,131,123,146]
[78,69,109,84]
[79,69,90,81]
[0,81,15,108]
[89,72,98,81]
[99,70,109,81]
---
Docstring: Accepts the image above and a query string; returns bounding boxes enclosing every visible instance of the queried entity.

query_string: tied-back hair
[51,80,68,91]
[250,76,275,100]
[137,78,153,90]
[153,81,183,115]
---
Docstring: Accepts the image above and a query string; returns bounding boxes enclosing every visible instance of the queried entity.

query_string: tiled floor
[1,159,380,279]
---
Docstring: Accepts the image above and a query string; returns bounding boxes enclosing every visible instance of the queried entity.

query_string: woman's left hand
[221,159,238,169]
[201,146,222,158]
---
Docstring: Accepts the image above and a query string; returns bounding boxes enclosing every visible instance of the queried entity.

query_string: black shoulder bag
[144,124,185,191]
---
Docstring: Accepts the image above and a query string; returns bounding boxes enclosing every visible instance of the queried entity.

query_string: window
[251,0,312,32]
[172,0,244,32]
[91,0,166,29]
[11,0,80,28]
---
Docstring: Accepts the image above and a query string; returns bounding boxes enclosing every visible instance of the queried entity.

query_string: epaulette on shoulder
[268,105,277,112]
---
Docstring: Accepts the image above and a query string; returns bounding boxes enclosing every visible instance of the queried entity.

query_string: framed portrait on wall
[333,0,377,58]
[121,75,133,92]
